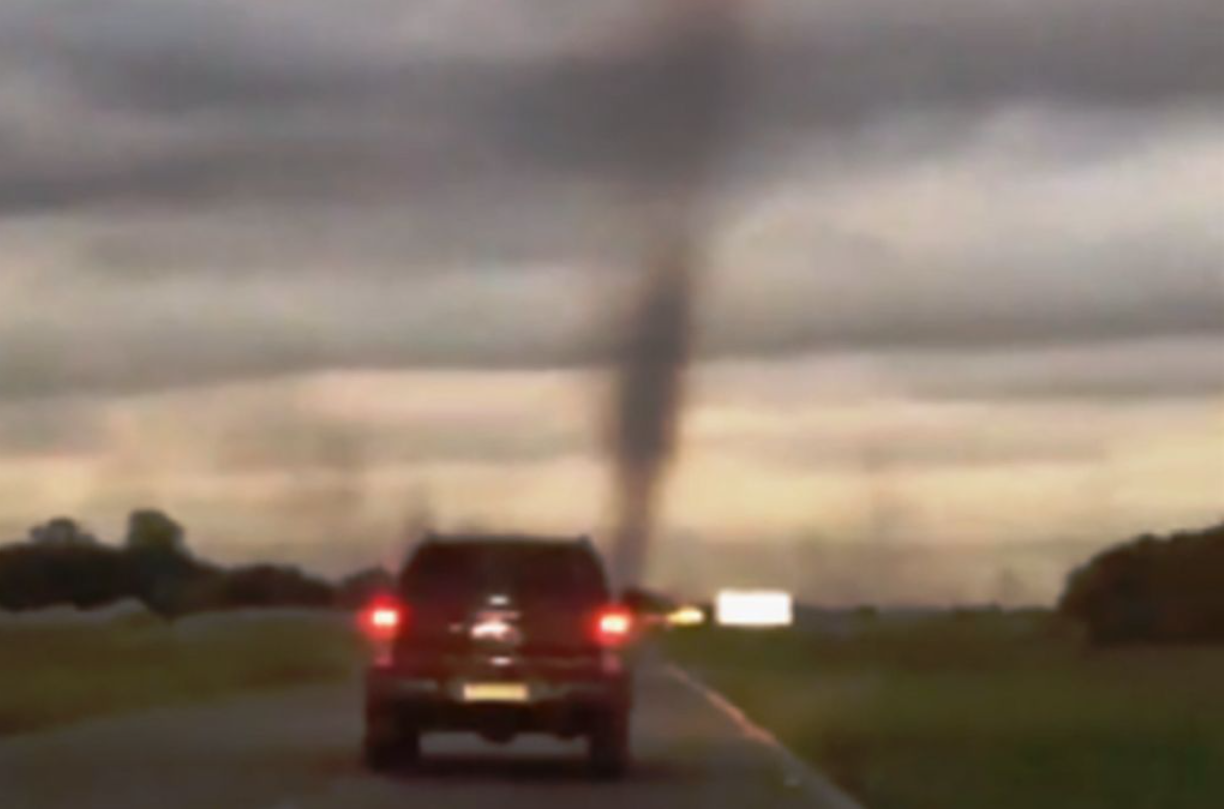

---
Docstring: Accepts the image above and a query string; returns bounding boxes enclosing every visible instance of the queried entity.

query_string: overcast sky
[1,0,1221,603]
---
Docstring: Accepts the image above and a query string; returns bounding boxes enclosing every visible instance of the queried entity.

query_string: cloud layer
[0,0,1220,594]
[2,0,1220,398]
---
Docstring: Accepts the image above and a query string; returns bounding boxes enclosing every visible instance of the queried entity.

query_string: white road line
[665,664,867,809]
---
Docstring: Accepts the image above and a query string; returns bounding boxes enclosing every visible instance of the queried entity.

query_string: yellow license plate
[462,682,530,703]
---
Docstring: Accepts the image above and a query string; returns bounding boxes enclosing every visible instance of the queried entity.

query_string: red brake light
[371,607,399,630]
[595,606,633,646]
[362,597,406,640]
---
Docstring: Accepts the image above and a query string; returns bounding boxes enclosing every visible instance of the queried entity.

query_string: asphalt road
[0,663,857,809]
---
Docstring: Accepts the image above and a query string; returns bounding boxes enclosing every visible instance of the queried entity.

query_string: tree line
[1059,521,1224,645]
[0,510,391,616]
[4,509,1221,642]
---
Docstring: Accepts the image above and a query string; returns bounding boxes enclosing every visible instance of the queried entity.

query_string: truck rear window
[400,542,609,606]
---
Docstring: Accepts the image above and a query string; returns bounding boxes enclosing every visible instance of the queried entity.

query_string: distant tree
[181,564,334,611]
[124,509,186,556]
[0,508,342,616]
[29,517,98,547]
[122,509,211,615]
[0,542,132,610]
[1060,522,1224,645]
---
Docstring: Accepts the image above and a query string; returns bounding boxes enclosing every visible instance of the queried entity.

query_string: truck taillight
[371,607,399,630]
[362,597,406,640]
[594,606,633,646]
[362,597,406,667]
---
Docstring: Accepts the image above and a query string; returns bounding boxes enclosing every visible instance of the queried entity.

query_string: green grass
[0,609,366,735]
[665,612,1224,809]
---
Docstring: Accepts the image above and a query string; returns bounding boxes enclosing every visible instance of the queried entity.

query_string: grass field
[0,608,365,735]
[665,611,1224,809]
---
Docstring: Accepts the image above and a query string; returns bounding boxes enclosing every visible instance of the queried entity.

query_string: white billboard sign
[715,589,794,628]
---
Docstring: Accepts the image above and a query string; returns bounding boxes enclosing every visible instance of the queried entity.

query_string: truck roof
[417,532,594,547]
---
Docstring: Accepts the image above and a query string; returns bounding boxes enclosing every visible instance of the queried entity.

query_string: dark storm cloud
[0,401,106,457]
[723,426,1108,473]
[0,0,1220,402]
[700,270,1224,363]
[213,413,584,472]
[894,338,1224,403]
[494,0,1224,178]
[0,0,1220,216]
[700,337,1224,415]
[0,264,607,401]
[752,0,1224,119]
[0,205,1220,401]
[700,219,1224,362]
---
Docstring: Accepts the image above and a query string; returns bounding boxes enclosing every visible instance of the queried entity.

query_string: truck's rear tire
[587,708,630,779]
